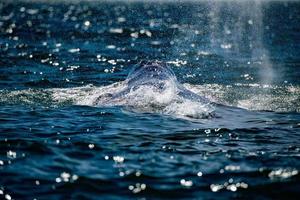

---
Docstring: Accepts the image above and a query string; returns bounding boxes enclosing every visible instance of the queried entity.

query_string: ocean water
[0,0,300,199]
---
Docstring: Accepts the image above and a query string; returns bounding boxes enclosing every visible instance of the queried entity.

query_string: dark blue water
[0,1,300,199]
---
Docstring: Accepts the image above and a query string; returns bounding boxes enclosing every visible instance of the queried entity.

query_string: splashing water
[207,0,275,84]
[51,61,216,119]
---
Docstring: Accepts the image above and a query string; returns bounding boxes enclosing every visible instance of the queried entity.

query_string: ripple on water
[0,1,300,200]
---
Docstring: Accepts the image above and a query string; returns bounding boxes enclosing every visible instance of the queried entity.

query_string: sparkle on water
[0,0,300,199]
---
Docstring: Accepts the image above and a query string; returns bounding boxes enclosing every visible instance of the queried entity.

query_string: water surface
[0,1,300,199]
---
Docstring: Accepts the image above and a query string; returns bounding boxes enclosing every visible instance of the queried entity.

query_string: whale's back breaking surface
[93,61,215,119]
[0,61,216,119]
[126,61,177,88]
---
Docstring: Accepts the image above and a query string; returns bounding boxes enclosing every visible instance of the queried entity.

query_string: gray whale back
[126,61,178,90]
[126,61,210,103]
[95,61,215,118]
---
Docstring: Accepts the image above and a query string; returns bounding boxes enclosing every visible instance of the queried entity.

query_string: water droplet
[84,20,91,26]
[180,179,193,187]
[197,171,203,177]
[113,156,124,163]
[68,48,80,53]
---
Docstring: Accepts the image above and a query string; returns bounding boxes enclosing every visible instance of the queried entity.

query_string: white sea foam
[1,82,299,118]
[50,78,215,119]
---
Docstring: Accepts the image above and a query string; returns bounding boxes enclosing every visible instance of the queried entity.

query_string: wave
[0,83,299,119]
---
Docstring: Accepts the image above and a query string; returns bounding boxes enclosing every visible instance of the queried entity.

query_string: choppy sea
[0,0,300,199]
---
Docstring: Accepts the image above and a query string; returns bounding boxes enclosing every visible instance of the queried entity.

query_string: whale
[1,60,253,120]
[94,61,216,118]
